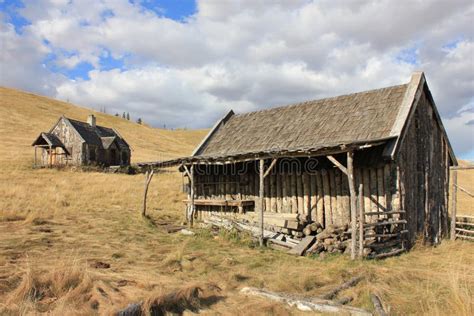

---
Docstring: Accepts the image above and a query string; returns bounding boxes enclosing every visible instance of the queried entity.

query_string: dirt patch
[1,215,26,222]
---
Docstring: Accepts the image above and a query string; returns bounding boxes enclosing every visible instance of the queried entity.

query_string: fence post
[450,170,457,240]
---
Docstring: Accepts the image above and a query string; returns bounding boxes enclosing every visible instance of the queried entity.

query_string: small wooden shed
[145,72,457,258]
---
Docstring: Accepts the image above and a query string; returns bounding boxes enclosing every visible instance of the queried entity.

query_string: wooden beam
[455,184,474,198]
[189,165,195,227]
[142,170,154,217]
[263,158,277,179]
[450,166,474,170]
[358,182,364,258]
[327,155,348,175]
[259,159,265,246]
[182,164,191,178]
[347,151,357,260]
[451,170,457,240]
[34,145,37,167]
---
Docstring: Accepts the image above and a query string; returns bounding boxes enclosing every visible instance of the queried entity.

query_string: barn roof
[190,72,455,164]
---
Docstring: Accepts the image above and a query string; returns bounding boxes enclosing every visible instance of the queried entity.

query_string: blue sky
[1,0,473,159]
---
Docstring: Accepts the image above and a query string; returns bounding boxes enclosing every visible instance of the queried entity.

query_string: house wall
[192,149,399,228]
[396,86,450,245]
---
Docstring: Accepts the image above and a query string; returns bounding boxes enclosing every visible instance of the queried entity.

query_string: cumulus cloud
[0,0,473,157]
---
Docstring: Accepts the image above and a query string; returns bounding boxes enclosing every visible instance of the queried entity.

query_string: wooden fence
[450,166,474,241]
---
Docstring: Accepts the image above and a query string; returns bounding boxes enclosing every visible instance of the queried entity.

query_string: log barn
[32,115,131,167]
[145,72,457,258]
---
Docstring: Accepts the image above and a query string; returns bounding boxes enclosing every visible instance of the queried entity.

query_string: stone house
[32,115,131,167]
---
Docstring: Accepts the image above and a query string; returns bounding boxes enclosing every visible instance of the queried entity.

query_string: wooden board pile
[243,212,309,238]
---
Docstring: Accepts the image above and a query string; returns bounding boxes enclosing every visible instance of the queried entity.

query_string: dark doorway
[110,149,117,165]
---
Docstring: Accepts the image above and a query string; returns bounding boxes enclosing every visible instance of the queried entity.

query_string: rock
[180,229,195,236]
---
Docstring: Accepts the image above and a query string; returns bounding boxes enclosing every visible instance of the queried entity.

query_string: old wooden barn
[144,72,457,258]
[32,115,131,167]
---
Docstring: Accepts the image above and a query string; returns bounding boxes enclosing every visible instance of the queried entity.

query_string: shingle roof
[67,118,130,150]
[195,84,408,157]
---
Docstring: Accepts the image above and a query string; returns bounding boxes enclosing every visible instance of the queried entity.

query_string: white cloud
[1,0,473,157]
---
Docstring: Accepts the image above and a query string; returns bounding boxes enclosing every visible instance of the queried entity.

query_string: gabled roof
[63,117,130,150]
[32,133,69,154]
[192,72,456,164]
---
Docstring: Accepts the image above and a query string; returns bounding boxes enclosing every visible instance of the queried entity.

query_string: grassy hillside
[0,87,472,315]
[0,86,207,167]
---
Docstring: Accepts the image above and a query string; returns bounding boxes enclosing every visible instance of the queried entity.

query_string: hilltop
[0,86,207,167]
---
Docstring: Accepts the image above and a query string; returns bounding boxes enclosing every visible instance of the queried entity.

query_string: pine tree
[137,118,142,124]
[126,112,130,120]
[122,112,126,119]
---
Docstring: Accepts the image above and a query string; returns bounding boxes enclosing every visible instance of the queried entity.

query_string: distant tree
[163,124,166,129]
[122,112,126,119]
[126,112,130,120]
[115,113,119,117]
[137,118,142,124]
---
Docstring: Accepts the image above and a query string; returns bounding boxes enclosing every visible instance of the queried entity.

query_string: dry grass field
[0,87,473,315]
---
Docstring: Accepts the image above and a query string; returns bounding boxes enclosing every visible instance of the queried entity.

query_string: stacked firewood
[305,223,351,255]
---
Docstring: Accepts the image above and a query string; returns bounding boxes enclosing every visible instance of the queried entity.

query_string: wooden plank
[264,173,270,212]
[287,236,316,256]
[276,173,282,213]
[358,182,364,258]
[329,169,337,225]
[335,169,342,226]
[297,173,304,214]
[291,173,298,214]
[451,170,457,240]
[370,168,378,217]
[384,164,392,213]
[270,174,277,212]
[327,155,348,175]
[322,169,332,227]
[259,159,264,246]
[347,151,357,260]
[282,173,288,213]
[315,171,325,226]
[303,173,310,215]
[310,174,317,222]
[377,167,386,215]
[455,228,474,234]
[342,168,350,224]
[363,220,408,228]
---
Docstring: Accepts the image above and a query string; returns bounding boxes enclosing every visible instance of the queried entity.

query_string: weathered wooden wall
[192,151,400,228]
[397,86,450,244]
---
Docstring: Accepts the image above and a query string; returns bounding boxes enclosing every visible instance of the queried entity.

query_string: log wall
[192,153,399,228]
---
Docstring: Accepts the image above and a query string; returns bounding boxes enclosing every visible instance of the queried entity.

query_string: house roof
[66,118,130,150]
[191,72,456,164]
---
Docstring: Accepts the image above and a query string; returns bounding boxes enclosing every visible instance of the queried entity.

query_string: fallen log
[370,293,388,316]
[322,276,364,300]
[240,287,372,315]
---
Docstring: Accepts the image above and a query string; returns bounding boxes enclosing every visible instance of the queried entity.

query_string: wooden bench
[183,199,255,213]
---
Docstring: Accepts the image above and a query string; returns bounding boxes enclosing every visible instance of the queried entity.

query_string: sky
[0,0,473,159]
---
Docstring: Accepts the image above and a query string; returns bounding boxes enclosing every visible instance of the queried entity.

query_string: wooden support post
[142,169,154,217]
[189,165,195,227]
[347,151,357,260]
[358,182,364,258]
[34,145,37,167]
[259,159,265,246]
[450,170,457,240]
